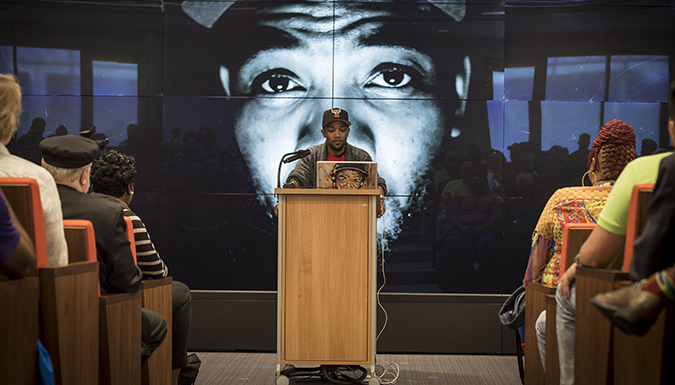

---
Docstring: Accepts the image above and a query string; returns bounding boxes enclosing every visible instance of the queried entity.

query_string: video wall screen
[0,0,673,293]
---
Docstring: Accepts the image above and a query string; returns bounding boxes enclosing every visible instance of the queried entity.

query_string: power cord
[375,357,400,385]
[280,365,367,384]
[322,365,368,384]
[376,214,388,342]
[374,214,400,384]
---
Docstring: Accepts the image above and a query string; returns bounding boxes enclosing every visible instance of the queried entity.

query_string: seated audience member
[522,119,636,370]
[523,119,637,288]
[640,138,658,157]
[437,162,502,291]
[0,191,36,279]
[0,73,68,267]
[591,91,675,336]
[39,134,166,365]
[17,117,46,165]
[90,149,200,385]
[554,81,675,385]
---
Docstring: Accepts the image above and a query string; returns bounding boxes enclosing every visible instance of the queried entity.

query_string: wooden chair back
[612,282,675,385]
[0,277,39,385]
[622,183,654,272]
[62,219,100,296]
[123,215,173,385]
[575,266,628,385]
[573,185,655,385]
[0,178,99,385]
[524,222,594,385]
[62,219,142,385]
[524,281,556,385]
[560,223,596,276]
[62,219,97,264]
[39,260,99,385]
[612,184,672,385]
[0,178,48,268]
[33,219,99,385]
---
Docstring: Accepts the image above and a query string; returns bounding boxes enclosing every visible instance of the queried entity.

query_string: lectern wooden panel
[276,189,378,366]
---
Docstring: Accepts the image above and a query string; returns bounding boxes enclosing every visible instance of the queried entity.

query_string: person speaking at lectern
[283,108,387,218]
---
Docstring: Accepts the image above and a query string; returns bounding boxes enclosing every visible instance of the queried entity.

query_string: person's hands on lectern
[275,180,300,217]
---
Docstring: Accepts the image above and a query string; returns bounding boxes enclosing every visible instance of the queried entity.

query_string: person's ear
[80,166,91,189]
[668,119,675,145]
[127,185,134,195]
[321,128,327,138]
[588,157,597,173]
[219,66,231,97]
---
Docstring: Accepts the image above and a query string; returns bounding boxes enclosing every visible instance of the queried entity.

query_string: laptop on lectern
[316,161,377,190]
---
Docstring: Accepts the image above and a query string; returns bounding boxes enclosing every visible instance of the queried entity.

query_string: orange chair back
[62,220,97,263]
[0,177,49,269]
[123,216,137,264]
[62,219,100,296]
[623,183,655,272]
[560,223,596,276]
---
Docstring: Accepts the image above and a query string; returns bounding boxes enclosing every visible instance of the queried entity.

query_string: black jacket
[57,184,142,294]
[629,153,675,281]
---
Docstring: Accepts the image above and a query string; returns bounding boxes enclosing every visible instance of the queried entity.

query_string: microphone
[282,149,311,164]
[277,148,312,189]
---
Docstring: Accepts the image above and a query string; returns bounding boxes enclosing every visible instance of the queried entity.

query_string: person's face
[228,3,453,206]
[335,170,364,189]
[184,137,199,154]
[460,161,472,182]
[171,151,186,168]
[170,128,181,142]
[206,158,220,175]
[321,121,350,154]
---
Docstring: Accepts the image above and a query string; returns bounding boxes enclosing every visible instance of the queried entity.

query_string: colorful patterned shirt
[523,183,614,287]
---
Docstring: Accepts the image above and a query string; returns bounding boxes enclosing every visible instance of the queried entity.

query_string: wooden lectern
[275,188,379,383]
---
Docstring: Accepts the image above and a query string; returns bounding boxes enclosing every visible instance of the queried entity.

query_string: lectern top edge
[274,188,380,196]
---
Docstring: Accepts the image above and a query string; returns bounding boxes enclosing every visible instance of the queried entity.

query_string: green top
[597,152,672,235]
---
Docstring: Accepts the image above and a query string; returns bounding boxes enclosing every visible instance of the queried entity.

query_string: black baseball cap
[333,163,369,177]
[322,108,351,127]
[39,135,99,168]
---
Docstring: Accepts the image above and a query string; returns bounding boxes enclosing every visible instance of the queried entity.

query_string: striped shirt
[123,210,168,279]
[90,193,168,279]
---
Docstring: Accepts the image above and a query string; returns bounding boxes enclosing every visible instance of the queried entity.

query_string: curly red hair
[587,119,636,180]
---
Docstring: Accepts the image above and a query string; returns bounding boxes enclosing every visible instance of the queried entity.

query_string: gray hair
[42,162,91,184]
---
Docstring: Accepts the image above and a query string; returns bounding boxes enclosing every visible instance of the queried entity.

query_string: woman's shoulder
[547,185,611,206]
[549,185,586,201]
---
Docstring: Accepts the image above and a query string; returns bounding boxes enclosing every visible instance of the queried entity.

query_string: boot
[590,286,662,336]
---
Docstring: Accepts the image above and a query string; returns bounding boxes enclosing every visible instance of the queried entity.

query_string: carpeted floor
[192,352,523,385]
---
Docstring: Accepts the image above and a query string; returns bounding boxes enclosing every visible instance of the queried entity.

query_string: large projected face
[183,1,469,237]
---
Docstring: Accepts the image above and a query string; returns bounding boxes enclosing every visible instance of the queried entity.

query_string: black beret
[39,135,99,169]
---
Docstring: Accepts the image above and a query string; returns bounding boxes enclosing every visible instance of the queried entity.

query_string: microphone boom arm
[277,149,311,189]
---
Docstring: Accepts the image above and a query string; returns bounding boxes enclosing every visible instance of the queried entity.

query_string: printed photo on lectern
[316,162,378,190]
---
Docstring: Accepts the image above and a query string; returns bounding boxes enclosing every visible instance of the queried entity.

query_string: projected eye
[250,69,306,94]
[365,64,418,88]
